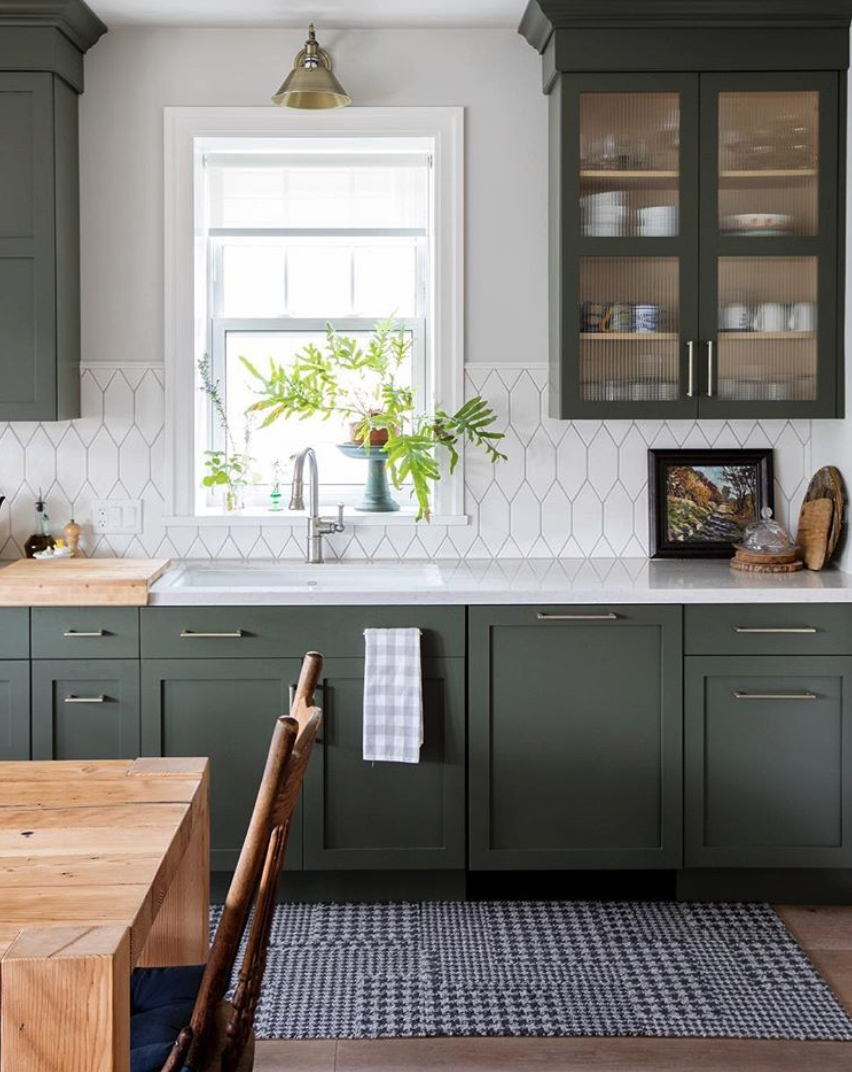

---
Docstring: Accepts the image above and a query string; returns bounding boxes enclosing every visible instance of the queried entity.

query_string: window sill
[163,509,470,527]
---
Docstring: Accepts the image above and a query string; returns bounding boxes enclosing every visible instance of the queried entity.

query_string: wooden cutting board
[796,498,834,571]
[0,559,170,606]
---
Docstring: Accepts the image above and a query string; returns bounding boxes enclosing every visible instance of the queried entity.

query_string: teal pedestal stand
[337,442,400,512]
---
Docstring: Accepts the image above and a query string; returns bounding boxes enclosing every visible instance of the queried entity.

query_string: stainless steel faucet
[289,447,345,564]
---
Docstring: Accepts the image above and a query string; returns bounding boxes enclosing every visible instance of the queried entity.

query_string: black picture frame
[648,449,774,559]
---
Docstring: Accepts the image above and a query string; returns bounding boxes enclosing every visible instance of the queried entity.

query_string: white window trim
[163,105,465,524]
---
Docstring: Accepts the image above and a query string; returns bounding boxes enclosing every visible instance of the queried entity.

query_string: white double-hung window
[164,109,463,521]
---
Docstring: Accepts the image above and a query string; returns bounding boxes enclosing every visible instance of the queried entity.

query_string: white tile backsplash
[0,364,811,561]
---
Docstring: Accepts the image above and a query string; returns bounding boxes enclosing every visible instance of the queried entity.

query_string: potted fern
[240,317,506,520]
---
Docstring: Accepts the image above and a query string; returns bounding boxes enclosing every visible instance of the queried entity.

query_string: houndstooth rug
[208,901,852,1041]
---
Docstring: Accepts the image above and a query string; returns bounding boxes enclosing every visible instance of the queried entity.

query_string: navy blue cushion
[130,963,205,1072]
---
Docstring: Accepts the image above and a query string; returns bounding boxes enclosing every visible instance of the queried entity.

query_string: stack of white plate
[581,191,627,236]
[638,205,678,236]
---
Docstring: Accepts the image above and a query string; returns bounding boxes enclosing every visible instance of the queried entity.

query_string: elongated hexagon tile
[571,482,603,556]
[510,484,541,557]
[602,482,634,556]
[526,425,556,500]
[134,371,165,445]
[103,372,135,445]
[478,483,510,557]
[587,427,618,499]
[556,426,587,499]
[0,428,25,488]
[118,427,150,498]
[509,370,541,446]
[88,427,119,497]
[56,427,88,502]
[493,428,525,502]
[540,484,571,556]
[618,425,648,499]
[24,428,56,494]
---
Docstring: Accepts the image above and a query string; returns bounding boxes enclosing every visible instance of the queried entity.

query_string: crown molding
[0,0,107,53]
[519,0,852,52]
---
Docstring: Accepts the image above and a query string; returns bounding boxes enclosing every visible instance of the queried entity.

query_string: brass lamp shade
[272,24,351,110]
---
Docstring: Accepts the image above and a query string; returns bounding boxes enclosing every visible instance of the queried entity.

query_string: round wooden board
[730,558,804,573]
[732,547,799,565]
[801,466,844,561]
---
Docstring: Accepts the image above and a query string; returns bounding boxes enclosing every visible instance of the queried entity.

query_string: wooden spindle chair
[129,651,323,1072]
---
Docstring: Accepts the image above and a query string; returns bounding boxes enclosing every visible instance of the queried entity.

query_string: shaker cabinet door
[32,660,140,761]
[698,72,841,417]
[302,657,465,871]
[685,656,852,867]
[141,658,304,872]
[469,606,683,869]
[0,661,30,760]
[552,72,700,419]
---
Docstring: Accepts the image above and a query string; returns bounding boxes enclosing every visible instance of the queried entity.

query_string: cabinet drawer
[32,608,139,659]
[141,606,465,659]
[0,609,29,658]
[684,604,852,656]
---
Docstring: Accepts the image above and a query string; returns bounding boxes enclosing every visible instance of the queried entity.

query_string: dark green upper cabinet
[521,0,852,420]
[0,1,106,421]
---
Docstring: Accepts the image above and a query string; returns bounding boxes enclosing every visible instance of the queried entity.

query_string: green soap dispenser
[24,490,55,559]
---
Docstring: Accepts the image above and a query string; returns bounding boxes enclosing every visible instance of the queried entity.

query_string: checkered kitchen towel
[363,628,423,763]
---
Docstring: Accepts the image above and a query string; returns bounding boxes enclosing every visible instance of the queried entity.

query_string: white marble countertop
[148,558,852,606]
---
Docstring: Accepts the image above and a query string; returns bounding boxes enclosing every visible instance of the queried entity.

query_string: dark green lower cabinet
[685,656,852,868]
[32,660,140,760]
[469,606,683,870]
[141,659,303,872]
[0,661,29,759]
[303,658,465,870]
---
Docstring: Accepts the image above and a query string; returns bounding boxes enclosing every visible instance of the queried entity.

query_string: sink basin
[169,562,444,592]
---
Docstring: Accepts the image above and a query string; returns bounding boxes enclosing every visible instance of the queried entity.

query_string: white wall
[78,26,548,367]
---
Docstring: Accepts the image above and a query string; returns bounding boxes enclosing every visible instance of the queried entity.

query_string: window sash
[205,317,427,508]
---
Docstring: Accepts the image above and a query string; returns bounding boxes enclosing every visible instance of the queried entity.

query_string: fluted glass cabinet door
[556,73,699,417]
[699,73,840,417]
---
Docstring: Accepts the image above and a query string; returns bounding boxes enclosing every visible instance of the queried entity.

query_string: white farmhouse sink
[168,562,443,592]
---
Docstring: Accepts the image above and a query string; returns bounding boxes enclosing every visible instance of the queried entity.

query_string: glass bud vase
[224,487,244,514]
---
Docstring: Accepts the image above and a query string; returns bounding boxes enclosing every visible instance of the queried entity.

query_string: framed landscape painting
[648,449,774,558]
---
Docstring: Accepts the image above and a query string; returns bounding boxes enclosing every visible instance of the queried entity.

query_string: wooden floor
[253,905,852,1072]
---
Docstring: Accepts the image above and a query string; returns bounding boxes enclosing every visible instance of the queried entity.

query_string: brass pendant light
[272,24,351,110]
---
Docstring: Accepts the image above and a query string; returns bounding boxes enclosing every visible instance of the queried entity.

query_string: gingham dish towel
[363,628,423,763]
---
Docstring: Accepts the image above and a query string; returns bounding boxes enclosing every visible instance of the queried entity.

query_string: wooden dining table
[0,757,210,1072]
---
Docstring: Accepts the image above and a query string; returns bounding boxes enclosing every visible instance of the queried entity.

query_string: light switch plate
[92,499,143,535]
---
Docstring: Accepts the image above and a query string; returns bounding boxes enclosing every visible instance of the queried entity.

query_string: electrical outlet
[92,499,143,535]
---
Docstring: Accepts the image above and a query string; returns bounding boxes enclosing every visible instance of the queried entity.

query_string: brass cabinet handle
[686,340,695,398]
[706,340,714,398]
[63,630,106,638]
[64,694,106,704]
[733,690,817,701]
[735,627,817,634]
[180,630,244,639]
[537,612,619,621]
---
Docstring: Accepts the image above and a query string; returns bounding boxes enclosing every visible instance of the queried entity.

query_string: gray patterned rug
[209,901,852,1041]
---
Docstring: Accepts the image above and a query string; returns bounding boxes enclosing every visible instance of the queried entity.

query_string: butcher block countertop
[0,559,170,606]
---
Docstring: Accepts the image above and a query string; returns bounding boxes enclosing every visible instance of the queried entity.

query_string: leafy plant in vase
[240,318,507,520]
[198,355,257,512]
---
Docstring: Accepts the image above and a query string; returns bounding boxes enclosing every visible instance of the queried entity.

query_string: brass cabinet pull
[537,612,619,621]
[733,690,817,701]
[735,627,817,634]
[686,340,695,398]
[180,630,244,639]
[706,340,714,398]
[64,694,106,704]
[63,630,106,638]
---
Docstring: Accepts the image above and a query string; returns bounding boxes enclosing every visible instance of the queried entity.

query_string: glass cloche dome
[739,507,797,554]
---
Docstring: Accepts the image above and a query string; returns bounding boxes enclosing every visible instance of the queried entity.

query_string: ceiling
[91,0,528,29]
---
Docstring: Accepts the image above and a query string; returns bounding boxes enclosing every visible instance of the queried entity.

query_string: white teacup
[753,302,787,333]
[720,302,751,331]
[788,302,816,332]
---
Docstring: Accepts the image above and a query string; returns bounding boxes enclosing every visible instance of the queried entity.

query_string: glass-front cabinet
[554,71,841,418]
